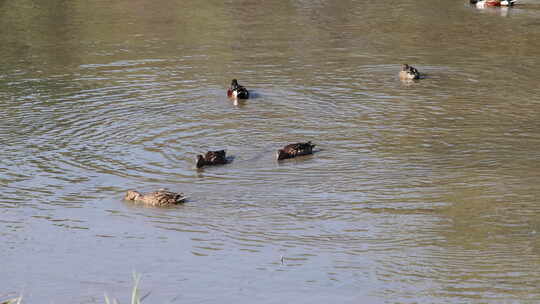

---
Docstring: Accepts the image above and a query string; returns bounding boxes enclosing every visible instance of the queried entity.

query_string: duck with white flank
[227,79,250,99]
[470,0,516,7]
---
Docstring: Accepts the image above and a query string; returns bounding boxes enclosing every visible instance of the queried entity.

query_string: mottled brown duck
[124,189,186,207]
[277,142,316,160]
[399,64,420,80]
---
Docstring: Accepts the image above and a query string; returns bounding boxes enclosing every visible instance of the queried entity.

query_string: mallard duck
[277,142,316,160]
[196,150,228,168]
[124,189,186,207]
[227,79,250,99]
[399,64,420,80]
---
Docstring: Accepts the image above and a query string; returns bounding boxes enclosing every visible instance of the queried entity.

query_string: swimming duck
[470,0,515,7]
[277,142,316,160]
[399,64,420,80]
[124,189,186,207]
[196,150,228,168]
[227,79,250,99]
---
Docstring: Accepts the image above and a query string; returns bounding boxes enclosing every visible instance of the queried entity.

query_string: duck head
[231,79,239,89]
[124,190,142,201]
[196,155,205,168]
[401,64,410,71]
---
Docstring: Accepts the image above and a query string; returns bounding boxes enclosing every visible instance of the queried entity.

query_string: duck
[399,64,420,80]
[124,189,186,207]
[196,150,228,168]
[470,0,515,7]
[227,79,250,99]
[277,142,316,160]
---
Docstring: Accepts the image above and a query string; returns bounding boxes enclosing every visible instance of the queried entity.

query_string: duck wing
[283,142,315,156]
[154,190,186,205]
[205,150,227,164]
[236,86,250,98]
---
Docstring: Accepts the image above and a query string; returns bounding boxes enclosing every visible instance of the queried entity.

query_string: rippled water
[2,0,540,303]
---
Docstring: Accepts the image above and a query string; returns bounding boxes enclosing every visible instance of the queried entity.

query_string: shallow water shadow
[228,91,260,107]
[231,98,247,108]
[247,91,260,99]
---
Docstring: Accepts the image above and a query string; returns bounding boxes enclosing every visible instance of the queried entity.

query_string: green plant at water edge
[0,296,22,304]
[2,273,148,304]
[105,272,148,304]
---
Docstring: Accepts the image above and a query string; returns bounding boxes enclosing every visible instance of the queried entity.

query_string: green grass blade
[131,272,142,304]
[1,296,23,304]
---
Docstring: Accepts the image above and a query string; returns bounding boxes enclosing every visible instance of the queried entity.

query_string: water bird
[399,64,420,80]
[227,79,250,99]
[277,142,316,160]
[196,150,228,168]
[124,189,186,207]
[470,0,515,7]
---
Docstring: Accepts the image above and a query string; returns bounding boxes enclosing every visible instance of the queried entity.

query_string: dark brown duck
[277,142,316,160]
[196,150,228,168]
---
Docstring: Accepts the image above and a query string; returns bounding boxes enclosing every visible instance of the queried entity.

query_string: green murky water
[2,0,540,303]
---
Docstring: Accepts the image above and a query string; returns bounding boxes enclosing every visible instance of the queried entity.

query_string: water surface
[2,0,540,303]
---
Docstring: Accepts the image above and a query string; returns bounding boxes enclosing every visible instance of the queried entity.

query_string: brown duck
[277,142,316,160]
[124,189,186,207]
[399,64,420,80]
[196,150,228,168]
